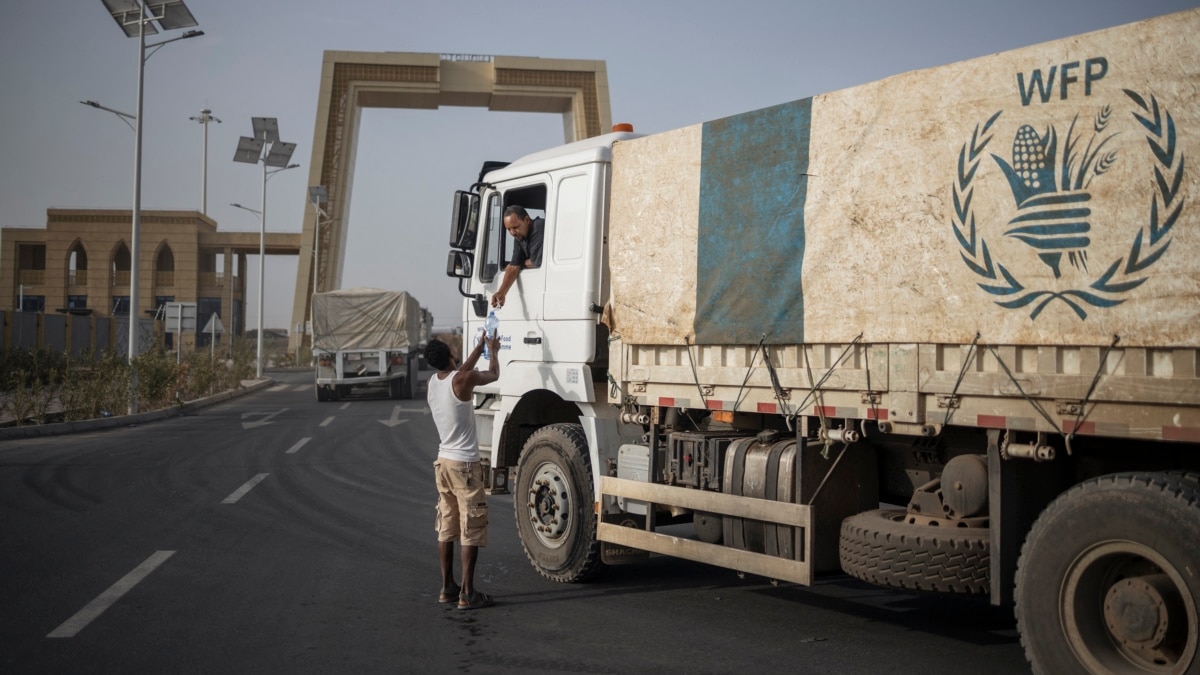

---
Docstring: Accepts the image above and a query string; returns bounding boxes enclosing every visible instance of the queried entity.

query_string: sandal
[457,591,496,610]
[438,583,461,604]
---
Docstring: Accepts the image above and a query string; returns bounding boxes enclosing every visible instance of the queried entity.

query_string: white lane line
[220,473,269,504]
[319,417,334,427]
[268,384,288,392]
[47,550,176,638]
[285,437,312,454]
[293,384,309,392]
[339,402,351,410]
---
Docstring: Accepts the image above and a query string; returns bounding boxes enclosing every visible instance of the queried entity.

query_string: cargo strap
[983,334,1118,455]
[942,333,981,428]
[797,334,863,458]
[732,335,767,413]
[683,336,709,408]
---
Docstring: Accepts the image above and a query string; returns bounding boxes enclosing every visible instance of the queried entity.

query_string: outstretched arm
[455,332,501,398]
[491,264,522,308]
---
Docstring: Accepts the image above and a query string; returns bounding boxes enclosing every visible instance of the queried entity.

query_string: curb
[0,378,276,442]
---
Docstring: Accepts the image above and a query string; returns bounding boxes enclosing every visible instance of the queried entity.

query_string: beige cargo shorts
[433,459,489,547]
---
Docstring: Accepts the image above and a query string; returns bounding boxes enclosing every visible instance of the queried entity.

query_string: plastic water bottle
[483,310,499,360]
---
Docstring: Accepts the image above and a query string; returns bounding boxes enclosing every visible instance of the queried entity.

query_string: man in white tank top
[424,330,500,610]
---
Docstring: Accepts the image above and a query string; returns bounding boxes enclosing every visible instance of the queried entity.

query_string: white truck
[443,10,1200,673]
[312,288,421,401]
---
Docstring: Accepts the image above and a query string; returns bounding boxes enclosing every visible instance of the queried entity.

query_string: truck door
[474,186,547,363]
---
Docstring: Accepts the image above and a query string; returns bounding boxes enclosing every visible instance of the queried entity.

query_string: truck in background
[312,288,421,401]
[443,9,1199,674]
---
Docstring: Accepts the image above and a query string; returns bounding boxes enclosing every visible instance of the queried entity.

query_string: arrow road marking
[47,551,176,638]
[378,405,414,428]
[241,409,289,430]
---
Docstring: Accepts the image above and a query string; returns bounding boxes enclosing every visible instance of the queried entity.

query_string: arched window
[112,243,131,287]
[68,241,89,286]
[155,244,175,287]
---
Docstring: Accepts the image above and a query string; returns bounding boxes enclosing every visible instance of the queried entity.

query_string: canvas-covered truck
[442,10,1200,673]
[312,288,421,401]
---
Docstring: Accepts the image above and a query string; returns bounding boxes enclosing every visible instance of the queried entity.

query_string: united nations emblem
[951,91,1185,319]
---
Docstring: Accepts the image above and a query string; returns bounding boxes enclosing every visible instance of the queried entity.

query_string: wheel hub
[526,463,572,548]
[1105,573,1182,652]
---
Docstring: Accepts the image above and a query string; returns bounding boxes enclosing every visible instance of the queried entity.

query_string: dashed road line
[220,473,269,504]
[339,402,351,410]
[285,437,311,454]
[47,551,176,638]
[269,384,289,392]
[319,417,335,427]
[293,384,310,392]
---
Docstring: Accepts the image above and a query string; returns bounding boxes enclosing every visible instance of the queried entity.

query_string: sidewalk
[0,378,273,442]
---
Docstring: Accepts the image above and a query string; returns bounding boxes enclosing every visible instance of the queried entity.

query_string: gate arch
[290,51,611,349]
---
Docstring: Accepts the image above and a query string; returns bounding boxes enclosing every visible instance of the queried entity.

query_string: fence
[0,310,155,358]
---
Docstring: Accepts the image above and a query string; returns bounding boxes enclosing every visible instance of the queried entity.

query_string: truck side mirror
[450,190,480,250]
[446,250,473,278]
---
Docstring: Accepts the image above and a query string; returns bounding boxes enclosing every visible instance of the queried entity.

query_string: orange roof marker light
[612,123,634,132]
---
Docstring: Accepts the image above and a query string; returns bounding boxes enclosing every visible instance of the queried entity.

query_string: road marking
[339,402,351,410]
[319,417,334,427]
[378,405,412,428]
[47,550,176,638]
[241,408,289,430]
[285,437,311,454]
[293,384,309,392]
[221,473,269,504]
[269,384,289,392]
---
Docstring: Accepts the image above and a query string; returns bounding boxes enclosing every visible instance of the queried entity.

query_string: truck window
[479,193,504,283]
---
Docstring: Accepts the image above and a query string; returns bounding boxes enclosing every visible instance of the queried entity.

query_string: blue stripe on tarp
[696,98,812,345]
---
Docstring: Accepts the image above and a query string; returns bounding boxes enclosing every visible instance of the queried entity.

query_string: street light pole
[96,0,201,413]
[189,108,221,215]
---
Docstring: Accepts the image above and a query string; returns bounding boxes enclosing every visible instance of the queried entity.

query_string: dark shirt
[509,217,544,268]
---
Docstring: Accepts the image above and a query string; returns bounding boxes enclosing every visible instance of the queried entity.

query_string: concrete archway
[290,51,611,350]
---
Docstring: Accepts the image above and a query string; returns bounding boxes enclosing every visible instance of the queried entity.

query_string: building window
[17,243,47,285]
[112,296,130,316]
[154,295,174,319]
[20,296,46,313]
[68,295,88,310]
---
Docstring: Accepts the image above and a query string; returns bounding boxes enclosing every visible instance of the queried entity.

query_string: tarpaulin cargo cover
[312,288,420,352]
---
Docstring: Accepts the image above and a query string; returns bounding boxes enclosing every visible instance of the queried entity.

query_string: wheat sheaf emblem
[951,91,1184,320]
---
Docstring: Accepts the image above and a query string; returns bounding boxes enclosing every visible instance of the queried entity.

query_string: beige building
[1,208,301,349]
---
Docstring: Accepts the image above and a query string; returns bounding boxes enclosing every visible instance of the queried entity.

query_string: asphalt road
[0,370,1030,674]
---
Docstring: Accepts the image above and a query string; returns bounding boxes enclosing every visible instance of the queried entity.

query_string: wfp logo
[951,90,1185,320]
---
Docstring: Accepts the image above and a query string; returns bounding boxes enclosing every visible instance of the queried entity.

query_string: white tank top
[428,371,480,462]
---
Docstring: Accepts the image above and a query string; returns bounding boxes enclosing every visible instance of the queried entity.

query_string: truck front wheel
[513,423,605,583]
[1015,472,1200,674]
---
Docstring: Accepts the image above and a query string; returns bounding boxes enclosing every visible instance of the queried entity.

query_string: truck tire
[388,377,403,400]
[839,509,990,595]
[1015,472,1200,675]
[513,423,605,583]
[316,385,326,402]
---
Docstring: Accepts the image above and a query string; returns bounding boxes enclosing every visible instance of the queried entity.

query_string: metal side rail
[597,476,814,585]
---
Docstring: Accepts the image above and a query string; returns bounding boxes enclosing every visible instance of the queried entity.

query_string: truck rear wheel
[513,423,605,583]
[388,377,404,400]
[839,508,990,594]
[1015,472,1200,674]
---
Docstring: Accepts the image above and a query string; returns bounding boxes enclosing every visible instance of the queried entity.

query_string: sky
[2,0,1197,332]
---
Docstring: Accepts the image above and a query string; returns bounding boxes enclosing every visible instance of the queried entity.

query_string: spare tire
[839,508,990,595]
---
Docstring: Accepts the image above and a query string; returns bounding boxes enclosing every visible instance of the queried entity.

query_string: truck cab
[446,128,642,491]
